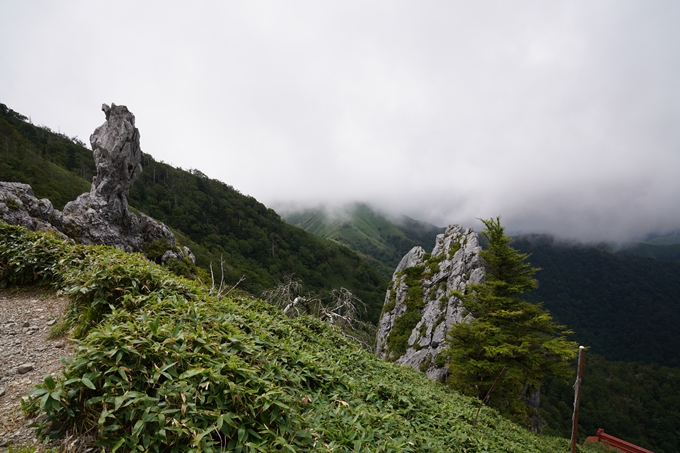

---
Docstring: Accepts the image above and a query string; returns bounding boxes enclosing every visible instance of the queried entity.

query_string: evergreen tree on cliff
[445,217,577,426]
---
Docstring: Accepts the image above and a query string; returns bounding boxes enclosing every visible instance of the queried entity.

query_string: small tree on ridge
[445,217,577,427]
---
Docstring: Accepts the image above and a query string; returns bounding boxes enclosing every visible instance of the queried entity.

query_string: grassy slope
[1,223,594,452]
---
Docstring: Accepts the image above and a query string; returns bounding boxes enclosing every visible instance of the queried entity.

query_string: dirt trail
[0,287,73,450]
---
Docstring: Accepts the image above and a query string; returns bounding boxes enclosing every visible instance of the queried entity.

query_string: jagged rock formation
[0,104,192,264]
[60,103,175,252]
[0,182,66,238]
[375,225,483,381]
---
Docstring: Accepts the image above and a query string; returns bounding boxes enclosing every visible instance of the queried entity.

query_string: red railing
[586,429,654,453]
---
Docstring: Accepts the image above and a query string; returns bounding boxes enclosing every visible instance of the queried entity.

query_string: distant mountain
[617,233,680,261]
[0,102,387,322]
[282,203,445,280]
[637,230,680,246]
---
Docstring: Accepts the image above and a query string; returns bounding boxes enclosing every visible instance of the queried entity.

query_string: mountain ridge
[282,203,445,280]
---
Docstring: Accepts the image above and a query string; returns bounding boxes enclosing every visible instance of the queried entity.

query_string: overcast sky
[1,1,679,242]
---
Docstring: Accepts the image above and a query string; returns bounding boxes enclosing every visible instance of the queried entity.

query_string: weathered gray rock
[90,103,142,206]
[161,249,182,263]
[16,363,34,374]
[375,225,483,381]
[0,103,190,262]
[60,103,175,252]
[183,246,196,265]
[0,182,66,237]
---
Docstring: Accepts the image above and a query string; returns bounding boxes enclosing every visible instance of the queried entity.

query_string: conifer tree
[445,217,577,425]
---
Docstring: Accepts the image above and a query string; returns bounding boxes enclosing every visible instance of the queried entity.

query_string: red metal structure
[586,429,654,453]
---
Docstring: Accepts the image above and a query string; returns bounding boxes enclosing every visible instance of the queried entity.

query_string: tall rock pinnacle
[1,103,192,264]
[89,103,142,215]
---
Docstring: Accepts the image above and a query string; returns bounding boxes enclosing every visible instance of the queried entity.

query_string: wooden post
[570,346,586,453]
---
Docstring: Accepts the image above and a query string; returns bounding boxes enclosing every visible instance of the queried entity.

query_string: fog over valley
[2,1,679,242]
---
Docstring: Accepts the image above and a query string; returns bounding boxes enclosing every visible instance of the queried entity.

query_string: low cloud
[1,1,679,243]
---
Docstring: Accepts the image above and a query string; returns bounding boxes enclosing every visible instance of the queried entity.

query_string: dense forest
[513,234,680,367]
[0,102,387,322]
[511,235,680,452]
[540,353,680,453]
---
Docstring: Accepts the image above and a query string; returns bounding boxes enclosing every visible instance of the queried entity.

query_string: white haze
[1,1,679,242]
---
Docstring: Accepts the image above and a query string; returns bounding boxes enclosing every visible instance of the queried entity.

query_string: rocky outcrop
[0,104,192,264]
[375,225,483,381]
[0,182,66,238]
[60,103,175,253]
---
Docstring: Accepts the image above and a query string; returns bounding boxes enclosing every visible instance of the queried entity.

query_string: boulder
[60,103,175,252]
[90,103,142,206]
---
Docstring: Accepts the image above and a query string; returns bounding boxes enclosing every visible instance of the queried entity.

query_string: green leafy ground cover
[0,222,597,452]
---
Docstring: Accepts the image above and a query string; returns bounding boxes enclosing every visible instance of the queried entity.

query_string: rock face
[0,103,192,263]
[90,103,142,205]
[375,225,484,381]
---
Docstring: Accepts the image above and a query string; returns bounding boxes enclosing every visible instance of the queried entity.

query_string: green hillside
[0,103,94,208]
[643,232,680,246]
[283,203,444,280]
[1,222,600,452]
[0,102,387,322]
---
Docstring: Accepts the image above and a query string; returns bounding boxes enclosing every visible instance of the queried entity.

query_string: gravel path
[0,287,73,450]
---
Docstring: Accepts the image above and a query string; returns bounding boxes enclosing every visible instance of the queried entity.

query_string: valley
[2,100,679,451]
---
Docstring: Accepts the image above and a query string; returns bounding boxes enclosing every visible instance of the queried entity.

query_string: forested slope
[283,203,444,280]
[540,354,680,453]
[0,102,386,321]
[513,234,680,367]
[0,103,94,208]
[618,241,680,261]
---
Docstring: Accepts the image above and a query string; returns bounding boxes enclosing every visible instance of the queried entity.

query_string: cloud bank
[1,1,679,242]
